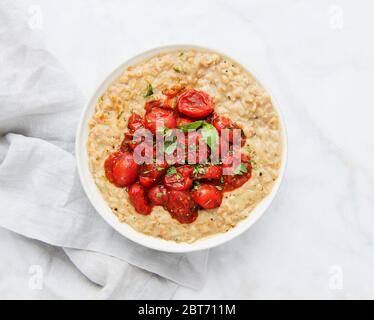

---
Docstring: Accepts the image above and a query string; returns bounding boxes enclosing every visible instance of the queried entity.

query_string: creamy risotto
[87,49,283,243]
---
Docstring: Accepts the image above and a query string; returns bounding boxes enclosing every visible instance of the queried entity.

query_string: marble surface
[13,0,374,299]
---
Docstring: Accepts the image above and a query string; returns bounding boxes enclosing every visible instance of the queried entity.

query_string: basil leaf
[193,164,206,177]
[233,163,248,176]
[144,83,153,97]
[177,120,204,132]
[173,67,181,73]
[201,122,219,152]
[166,166,177,176]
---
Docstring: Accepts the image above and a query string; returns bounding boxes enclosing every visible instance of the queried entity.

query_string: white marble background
[3,0,374,299]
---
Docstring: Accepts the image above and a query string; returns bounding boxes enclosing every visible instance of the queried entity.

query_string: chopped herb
[177,120,204,132]
[155,166,164,172]
[117,111,124,120]
[220,176,224,184]
[173,67,182,73]
[173,96,178,107]
[245,145,252,154]
[179,52,184,57]
[166,166,177,176]
[175,174,182,180]
[156,192,163,198]
[249,159,258,170]
[192,181,201,190]
[216,185,223,190]
[101,175,108,181]
[233,163,248,176]
[201,122,219,153]
[144,83,153,97]
[193,164,206,177]
[142,169,153,175]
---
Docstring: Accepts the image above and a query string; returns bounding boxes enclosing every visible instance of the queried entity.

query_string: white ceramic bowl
[76,44,287,253]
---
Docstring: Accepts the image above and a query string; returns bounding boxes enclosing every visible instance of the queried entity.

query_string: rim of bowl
[75,44,288,253]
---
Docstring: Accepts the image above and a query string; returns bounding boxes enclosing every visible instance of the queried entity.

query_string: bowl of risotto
[76,44,287,252]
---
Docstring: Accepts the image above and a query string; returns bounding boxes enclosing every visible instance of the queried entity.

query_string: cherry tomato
[144,107,177,134]
[177,89,214,119]
[139,161,168,187]
[144,99,163,113]
[210,113,244,145]
[127,112,145,132]
[128,182,153,215]
[176,117,193,127]
[222,153,252,191]
[163,165,194,191]
[193,164,222,180]
[104,151,139,187]
[191,184,223,209]
[148,185,168,206]
[165,190,198,224]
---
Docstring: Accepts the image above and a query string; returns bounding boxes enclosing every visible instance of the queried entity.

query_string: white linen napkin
[0,1,208,298]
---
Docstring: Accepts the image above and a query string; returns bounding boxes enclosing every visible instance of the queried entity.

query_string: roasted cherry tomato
[139,161,168,187]
[127,112,145,132]
[163,165,194,191]
[104,151,139,187]
[193,164,222,180]
[148,185,168,206]
[128,182,153,215]
[144,99,163,113]
[176,117,193,127]
[177,89,214,119]
[191,184,223,209]
[222,153,252,191]
[165,190,198,224]
[144,107,177,134]
[210,113,245,145]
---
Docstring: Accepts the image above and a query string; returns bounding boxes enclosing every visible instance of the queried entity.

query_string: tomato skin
[139,161,168,187]
[177,89,214,119]
[165,190,198,224]
[148,185,168,206]
[191,184,223,209]
[104,151,139,187]
[144,99,163,113]
[193,164,222,180]
[176,117,193,127]
[127,112,145,132]
[144,107,177,134]
[163,165,194,191]
[128,182,153,215]
[222,153,252,191]
[210,113,245,145]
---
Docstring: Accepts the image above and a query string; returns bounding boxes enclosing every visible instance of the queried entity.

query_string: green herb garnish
[144,83,153,97]
[193,164,206,177]
[249,159,258,170]
[156,192,163,198]
[177,120,204,132]
[173,67,182,73]
[233,163,248,176]
[216,185,223,190]
[201,122,219,153]
[166,166,177,176]
[117,111,124,120]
